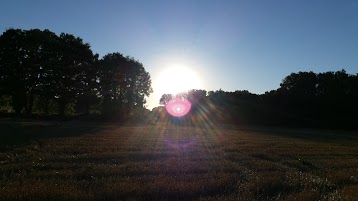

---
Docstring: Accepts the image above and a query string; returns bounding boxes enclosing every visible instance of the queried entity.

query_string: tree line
[1,28,357,128]
[0,28,153,118]
[157,70,358,129]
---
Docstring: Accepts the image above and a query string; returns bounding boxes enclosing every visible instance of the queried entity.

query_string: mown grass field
[0,120,357,201]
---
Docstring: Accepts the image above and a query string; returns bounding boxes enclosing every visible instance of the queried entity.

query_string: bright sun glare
[155,65,203,95]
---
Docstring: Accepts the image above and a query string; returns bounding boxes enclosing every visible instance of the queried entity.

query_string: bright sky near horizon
[1,0,357,109]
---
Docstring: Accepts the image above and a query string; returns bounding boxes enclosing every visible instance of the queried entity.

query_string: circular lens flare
[165,98,191,117]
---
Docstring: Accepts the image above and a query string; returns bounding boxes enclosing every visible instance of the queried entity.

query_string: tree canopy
[159,70,358,129]
[1,28,357,128]
[0,28,153,118]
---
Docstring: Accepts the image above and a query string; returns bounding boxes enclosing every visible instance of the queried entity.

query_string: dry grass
[0,121,357,200]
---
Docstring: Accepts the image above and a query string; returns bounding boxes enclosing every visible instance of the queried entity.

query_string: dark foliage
[159,70,358,129]
[0,28,153,118]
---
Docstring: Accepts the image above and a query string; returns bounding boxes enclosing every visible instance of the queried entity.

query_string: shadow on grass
[229,125,358,144]
[0,120,107,147]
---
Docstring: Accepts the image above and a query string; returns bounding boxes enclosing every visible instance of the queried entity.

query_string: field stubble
[0,121,357,200]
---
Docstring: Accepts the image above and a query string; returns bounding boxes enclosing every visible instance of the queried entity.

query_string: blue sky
[1,0,357,109]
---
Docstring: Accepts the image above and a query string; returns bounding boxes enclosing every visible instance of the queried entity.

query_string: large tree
[99,53,152,117]
[0,29,98,116]
[0,28,153,118]
[0,29,62,114]
[54,33,97,116]
[0,29,25,114]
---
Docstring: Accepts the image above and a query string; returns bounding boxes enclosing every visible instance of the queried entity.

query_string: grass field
[0,120,357,200]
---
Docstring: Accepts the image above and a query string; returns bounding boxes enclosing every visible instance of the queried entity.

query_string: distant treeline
[1,29,357,128]
[156,70,358,129]
[0,28,153,119]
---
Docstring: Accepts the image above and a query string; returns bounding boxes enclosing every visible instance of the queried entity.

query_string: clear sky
[1,0,357,109]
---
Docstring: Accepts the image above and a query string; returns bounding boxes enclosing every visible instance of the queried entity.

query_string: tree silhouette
[0,28,153,118]
[159,94,173,105]
[158,70,358,129]
[1,28,357,127]
[0,29,62,114]
[0,29,26,114]
[99,53,152,117]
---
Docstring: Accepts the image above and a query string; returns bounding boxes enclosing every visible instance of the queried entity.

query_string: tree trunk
[84,95,90,115]
[44,97,49,115]
[12,90,26,115]
[25,93,34,115]
[103,96,111,117]
[59,98,67,117]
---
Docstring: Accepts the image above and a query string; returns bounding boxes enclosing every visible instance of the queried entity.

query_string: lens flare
[163,129,196,149]
[165,97,191,117]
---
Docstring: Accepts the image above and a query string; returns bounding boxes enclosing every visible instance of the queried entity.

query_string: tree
[53,33,96,116]
[75,53,100,115]
[0,28,153,118]
[0,29,61,115]
[159,94,173,105]
[99,53,153,117]
[0,29,26,114]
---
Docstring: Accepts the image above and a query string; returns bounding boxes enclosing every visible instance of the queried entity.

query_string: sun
[155,64,203,96]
